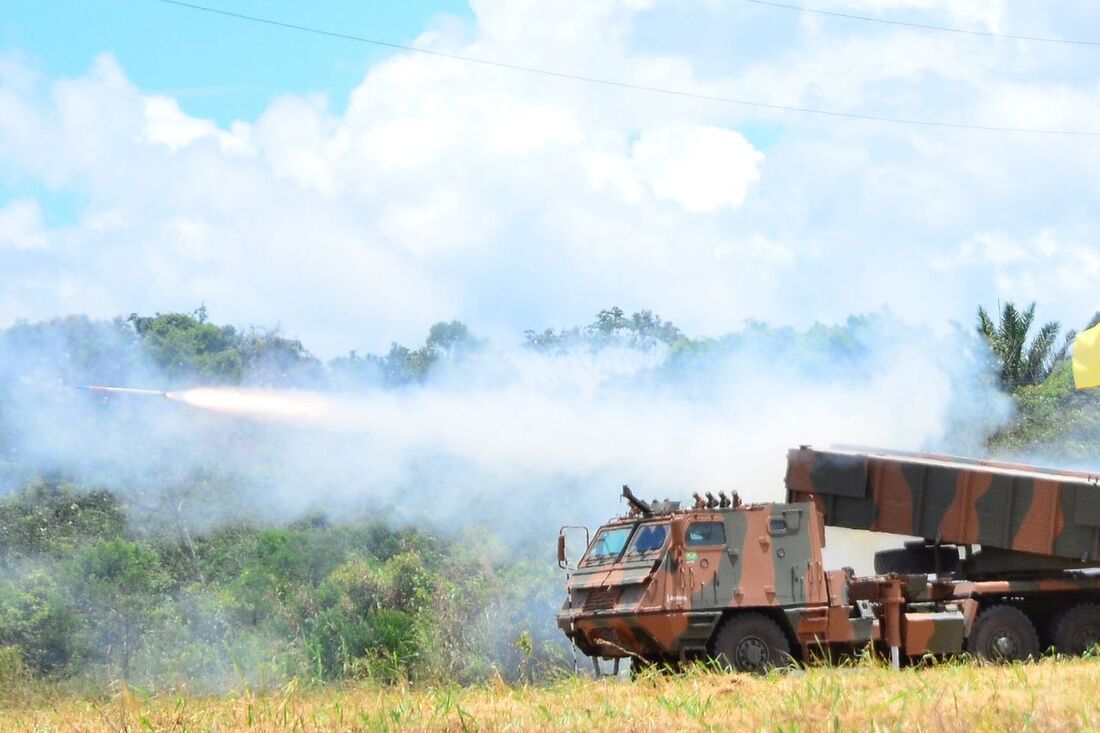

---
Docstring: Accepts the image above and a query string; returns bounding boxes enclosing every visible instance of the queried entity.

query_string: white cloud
[378,190,500,259]
[143,95,255,157]
[961,232,1028,266]
[826,0,1006,33]
[1,1,1100,351]
[0,199,48,251]
[631,123,764,213]
[142,96,219,151]
[583,150,642,203]
[933,229,1100,321]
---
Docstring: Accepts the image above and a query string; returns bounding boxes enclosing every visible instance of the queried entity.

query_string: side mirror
[557,525,589,571]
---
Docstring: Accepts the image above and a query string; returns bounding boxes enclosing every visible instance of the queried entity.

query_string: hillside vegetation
[0,302,1097,697]
[977,303,1100,461]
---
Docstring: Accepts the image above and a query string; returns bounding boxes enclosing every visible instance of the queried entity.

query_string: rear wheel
[967,605,1040,662]
[1053,603,1100,656]
[711,613,791,673]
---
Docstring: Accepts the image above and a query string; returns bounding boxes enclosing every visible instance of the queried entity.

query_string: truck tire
[1052,603,1100,656]
[711,613,791,674]
[967,605,1040,662]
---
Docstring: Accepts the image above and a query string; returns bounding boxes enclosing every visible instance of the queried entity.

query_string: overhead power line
[157,0,1100,137]
[743,0,1100,47]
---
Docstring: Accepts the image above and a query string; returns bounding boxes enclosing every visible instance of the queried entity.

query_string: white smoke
[0,311,1012,575]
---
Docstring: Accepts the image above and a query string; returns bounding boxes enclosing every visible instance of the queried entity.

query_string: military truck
[556,446,1100,672]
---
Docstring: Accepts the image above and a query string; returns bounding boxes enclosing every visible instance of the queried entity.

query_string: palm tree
[976,302,1074,388]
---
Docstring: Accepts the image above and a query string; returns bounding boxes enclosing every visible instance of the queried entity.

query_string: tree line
[0,302,1098,690]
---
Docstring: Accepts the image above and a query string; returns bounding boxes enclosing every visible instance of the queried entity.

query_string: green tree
[128,307,319,385]
[977,302,1074,388]
[237,327,322,387]
[0,480,126,563]
[0,571,83,675]
[66,539,171,680]
[524,307,682,351]
[129,310,244,382]
[425,320,481,356]
[0,315,144,388]
[331,321,482,388]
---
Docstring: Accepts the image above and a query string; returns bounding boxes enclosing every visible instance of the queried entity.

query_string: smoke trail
[2,312,1012,571]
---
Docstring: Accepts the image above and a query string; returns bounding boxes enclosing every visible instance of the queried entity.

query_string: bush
[0,645,26,687]
[0,480,125,562]
[0,571,83,675]
[66,539,171,679]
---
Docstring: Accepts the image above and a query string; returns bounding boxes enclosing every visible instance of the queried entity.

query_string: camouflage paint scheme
[559,502,841,662]
[785,446,1100,562]
[557,447,1100,667]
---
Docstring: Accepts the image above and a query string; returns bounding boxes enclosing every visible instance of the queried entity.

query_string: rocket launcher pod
[786,446,1100,563]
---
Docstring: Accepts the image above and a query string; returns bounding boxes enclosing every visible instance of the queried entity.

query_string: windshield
[583,526,634,565]
[625,523,669,556]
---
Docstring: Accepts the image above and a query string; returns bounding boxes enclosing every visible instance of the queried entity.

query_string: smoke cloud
[0,311,1011,572]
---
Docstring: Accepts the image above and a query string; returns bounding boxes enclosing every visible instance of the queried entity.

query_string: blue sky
[1,0,469,231]
[0,1,1098,356]
[2,1,470,124]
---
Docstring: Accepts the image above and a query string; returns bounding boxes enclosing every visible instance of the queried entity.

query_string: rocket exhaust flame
[172,388,333,422]
[79,384,334,422]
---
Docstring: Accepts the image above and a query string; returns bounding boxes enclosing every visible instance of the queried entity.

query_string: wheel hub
[735,636,769,671]
[991,630,1020,659]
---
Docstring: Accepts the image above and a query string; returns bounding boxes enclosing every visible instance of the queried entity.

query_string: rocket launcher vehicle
[558,446,1100,674]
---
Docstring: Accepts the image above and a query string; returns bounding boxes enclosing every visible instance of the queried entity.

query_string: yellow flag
[1073,323,1100,390]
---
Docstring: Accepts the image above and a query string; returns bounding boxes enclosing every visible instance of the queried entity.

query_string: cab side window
[686,521,726,546]
[768,516,789,536]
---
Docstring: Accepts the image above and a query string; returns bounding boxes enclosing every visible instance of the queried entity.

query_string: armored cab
[558,488,876,671]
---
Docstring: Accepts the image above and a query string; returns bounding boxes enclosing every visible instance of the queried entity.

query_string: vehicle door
[769,506,813,606]
[684,517,730,611]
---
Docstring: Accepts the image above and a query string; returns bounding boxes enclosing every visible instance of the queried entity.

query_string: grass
[3,656,1100,732]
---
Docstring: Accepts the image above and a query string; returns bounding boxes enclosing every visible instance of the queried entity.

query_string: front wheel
[711,613,792,673]
[967,605,1040,662]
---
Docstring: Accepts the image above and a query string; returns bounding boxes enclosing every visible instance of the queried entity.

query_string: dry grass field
[3,657,1100,732]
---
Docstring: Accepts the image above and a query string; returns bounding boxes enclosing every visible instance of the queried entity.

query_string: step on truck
[556,446,1100,672]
